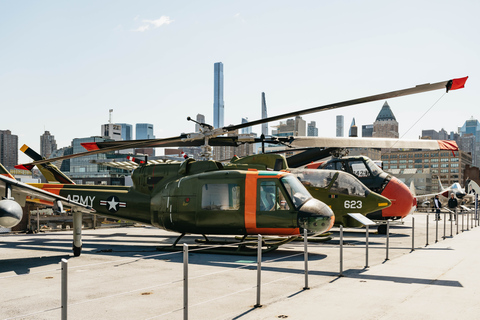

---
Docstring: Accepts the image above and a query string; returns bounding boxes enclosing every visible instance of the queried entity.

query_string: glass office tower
[136,123,155,140]
[213,62,224,129]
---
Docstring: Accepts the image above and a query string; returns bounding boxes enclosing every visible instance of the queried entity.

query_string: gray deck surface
[1,211,479,319]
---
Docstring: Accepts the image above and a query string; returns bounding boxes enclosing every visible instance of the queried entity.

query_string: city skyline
[1,1,479,164]
[4,98,480,165]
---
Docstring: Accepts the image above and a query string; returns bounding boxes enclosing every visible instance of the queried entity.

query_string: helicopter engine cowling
[0,199,23,228]
[297,198,334,234]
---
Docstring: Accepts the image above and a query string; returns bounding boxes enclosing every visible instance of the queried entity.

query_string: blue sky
[1,1,478,163]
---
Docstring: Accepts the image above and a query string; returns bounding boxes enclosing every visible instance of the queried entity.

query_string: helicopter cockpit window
[322,161,345,171]
[365,159,382,176]
[349,160,371,178]
[201,183,240,211]
[259,181,290,211]
[281,175,311,209]
[293,170,336,189]
[329,172,367,197]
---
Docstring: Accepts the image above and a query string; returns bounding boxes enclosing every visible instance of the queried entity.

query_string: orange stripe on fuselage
[244,172,300,235]
[244,171,258,231]
[29,183,65,196]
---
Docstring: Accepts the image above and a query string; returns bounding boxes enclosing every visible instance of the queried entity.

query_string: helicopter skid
[154,233,300,255]
[156,240,284,255]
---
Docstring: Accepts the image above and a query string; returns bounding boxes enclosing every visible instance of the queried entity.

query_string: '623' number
[344,200,362,209]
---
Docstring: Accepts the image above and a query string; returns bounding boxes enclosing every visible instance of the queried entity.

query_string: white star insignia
[107,198,119,211]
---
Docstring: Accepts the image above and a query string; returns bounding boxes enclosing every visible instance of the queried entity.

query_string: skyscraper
[261,92,268,136]
[362,124,373,137]
[372,101,399,138]
[213,62,224,129]
[307,121,318,137]
[136,123,155,139]
[118,123,133,140]
[241,118,252,134]
[101,109,122,141]
[101,123,122,141]
[40,131,57,158]
[0,130,18,168]
[136,123,155,156]
[336,115,344,137]
[459,117,480,166]
[349,118,358,137]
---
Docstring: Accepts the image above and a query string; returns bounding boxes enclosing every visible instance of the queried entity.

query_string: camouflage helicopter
[1,76,467,256]
[16,144,390,247]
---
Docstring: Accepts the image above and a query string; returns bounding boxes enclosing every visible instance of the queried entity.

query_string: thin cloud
[234,13,246,23]
[134,16,174,32]
[135,25,150,32]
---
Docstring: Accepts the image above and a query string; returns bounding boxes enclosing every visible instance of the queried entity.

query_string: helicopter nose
[366,190,392,211]
[298,198,335,234]
[381,177,415,219]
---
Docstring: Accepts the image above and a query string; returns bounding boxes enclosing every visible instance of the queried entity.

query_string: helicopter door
[196,182,244,233]
[255,179,295,230]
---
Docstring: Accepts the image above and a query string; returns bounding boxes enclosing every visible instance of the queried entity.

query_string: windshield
[330,171,368,197]
[291,169,368,198]
[365,158,382,176]
[281,174,312,208]
[290,169,336,188]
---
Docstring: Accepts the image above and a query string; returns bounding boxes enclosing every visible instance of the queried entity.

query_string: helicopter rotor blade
[21,135,291,167]
[19,77,467,167]
[222,77,468,132]
[21,134,189,167]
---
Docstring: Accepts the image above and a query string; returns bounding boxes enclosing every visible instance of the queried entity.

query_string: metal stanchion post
[467,211,470,231]
[426,214,429,246]
[303,229,309,290]
[476,194,479,227]
[385,221,390,261]
[61,258,68,320]
[411,217,415,252]
[435,214,439,242]
[255,234,262,308]
[450,213,453,237]
[456,209,459,235]
[365,225,369,268]
[339,225,344,276]
[183,244,188,320]
[443,212,446,239]
[462,210,464,232]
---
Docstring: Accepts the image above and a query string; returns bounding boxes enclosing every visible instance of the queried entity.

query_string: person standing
[448,193,458,221]
[434,195,442,220]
